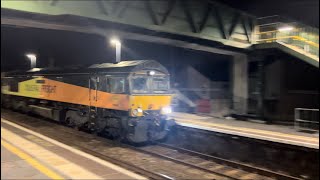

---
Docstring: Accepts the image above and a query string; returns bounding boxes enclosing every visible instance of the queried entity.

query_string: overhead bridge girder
[1,0,256,48]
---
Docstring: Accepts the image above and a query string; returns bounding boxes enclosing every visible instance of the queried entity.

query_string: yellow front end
[129,95,172,117]
[126,94,175,143]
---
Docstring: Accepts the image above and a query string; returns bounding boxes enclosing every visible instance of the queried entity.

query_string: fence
[294,108,319,132]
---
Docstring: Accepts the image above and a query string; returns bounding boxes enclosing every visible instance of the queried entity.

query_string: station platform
[1,118,146,180]
[169,112,319,149]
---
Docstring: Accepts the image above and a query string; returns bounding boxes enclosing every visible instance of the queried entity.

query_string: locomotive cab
[126,68,175,143]
[129,70,171,115]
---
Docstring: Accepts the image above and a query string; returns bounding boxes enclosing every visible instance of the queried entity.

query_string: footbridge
[255,15,319,67]
[1,0,319,116]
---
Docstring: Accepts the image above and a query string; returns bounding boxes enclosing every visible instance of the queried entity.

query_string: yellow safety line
[1,139,64,180]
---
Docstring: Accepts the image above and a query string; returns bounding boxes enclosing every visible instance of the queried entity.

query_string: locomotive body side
[1,60,175,143]
[1,76,130,110]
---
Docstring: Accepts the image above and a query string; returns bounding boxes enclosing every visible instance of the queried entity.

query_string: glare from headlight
[161,106,172,114]
[132,109,138,116]
[132,108,143,116]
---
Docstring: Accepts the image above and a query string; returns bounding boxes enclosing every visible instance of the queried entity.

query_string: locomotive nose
[126,116,176,143]
[165,118,176,127]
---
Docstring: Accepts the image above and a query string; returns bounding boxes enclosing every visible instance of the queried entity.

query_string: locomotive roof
[4,60,169,76]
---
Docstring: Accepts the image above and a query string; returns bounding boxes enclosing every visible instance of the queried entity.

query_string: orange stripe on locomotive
[2,77,130,111]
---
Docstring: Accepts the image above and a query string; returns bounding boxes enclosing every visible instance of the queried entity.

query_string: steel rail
[133,145,238,180]
[157,143,303,180]
[1,109,304,180]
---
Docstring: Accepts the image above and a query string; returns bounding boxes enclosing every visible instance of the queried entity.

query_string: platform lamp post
[110,38,121,63]
[26,53,37,69]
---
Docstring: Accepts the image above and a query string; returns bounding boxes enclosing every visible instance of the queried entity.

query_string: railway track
[138,143,302,180]
[1,109,303,180]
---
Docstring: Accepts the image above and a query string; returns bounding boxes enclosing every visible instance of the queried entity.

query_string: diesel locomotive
[1,60,175,143]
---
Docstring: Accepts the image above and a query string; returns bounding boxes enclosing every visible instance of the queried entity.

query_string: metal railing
[255,15,319,58]
[294,108,319,132]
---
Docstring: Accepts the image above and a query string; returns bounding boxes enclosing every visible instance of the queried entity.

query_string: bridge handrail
[254,16,319,59]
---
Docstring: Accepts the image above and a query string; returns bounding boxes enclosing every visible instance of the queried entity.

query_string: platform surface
[1,118,146,180]
[170,112,319,149]
[1,144,51,179]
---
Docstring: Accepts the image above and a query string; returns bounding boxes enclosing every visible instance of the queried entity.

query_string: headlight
[132,108,143,116]
[161,106,172,114]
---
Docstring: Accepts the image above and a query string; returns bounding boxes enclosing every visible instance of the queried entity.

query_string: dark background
[217,0,319,27]
[1,26,231,82]
[1,0,318,81]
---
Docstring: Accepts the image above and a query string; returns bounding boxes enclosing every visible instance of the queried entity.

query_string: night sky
[1,26,231,82]
[217,0,319,27]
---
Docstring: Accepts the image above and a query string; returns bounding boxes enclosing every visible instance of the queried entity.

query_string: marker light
[278,26,294,32]
[161,106,172,114]
[148,71,155,76]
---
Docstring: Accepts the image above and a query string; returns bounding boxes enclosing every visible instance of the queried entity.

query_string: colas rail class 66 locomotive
[1,60,176,143]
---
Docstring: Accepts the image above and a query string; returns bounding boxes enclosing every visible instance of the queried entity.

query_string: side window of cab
[107,77,125,94]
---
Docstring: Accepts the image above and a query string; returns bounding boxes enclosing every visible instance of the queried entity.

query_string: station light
[278,26,294,32]
[109,38,121,63]
[110,38,121,46]
[25,53,37,69]
[26,53,36,60]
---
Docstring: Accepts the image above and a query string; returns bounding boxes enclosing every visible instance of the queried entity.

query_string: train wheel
[2,97,12,109]
[65,117,75,127]
[20,101,30,114]
[12,99,20,111]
